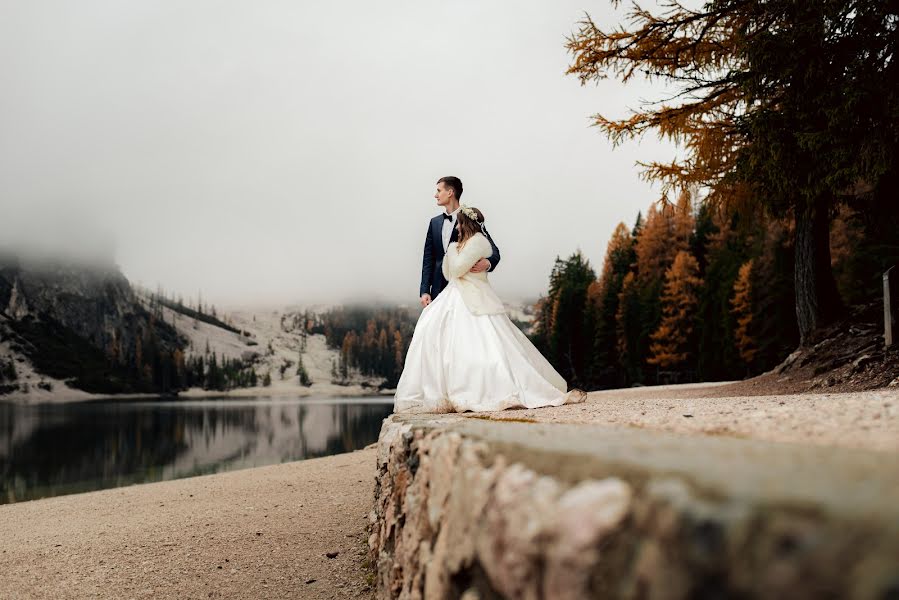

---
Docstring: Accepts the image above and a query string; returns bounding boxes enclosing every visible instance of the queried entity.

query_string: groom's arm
[420,223,433,297]
[484,227,500,272]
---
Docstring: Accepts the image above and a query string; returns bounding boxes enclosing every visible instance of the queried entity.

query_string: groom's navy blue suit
[420,214,501,299]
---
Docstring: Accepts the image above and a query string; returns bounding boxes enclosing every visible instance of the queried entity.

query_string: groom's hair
[437,176,463,200]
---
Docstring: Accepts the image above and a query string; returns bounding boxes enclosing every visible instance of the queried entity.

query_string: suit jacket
[420,214,500,298]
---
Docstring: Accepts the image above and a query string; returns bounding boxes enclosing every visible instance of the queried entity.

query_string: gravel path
[466,383,899,452]
[0,448,377,599]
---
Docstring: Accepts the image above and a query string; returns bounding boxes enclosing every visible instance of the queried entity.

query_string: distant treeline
[311,306,417,388]
[533,195,899,390]
[100,314,256,394]
[181,349,258,391]
[141,287,244,335]
[134,290,257,392]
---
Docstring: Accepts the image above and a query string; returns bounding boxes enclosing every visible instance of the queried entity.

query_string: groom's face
[435,182,453,207]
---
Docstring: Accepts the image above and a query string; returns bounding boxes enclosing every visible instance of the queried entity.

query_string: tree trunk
[794,202,843,346]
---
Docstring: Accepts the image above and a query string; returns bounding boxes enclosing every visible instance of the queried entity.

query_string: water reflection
[0,397,393,504]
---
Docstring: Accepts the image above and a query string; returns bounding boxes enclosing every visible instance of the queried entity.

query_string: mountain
[0,251,386,403]
[0,252,185,400]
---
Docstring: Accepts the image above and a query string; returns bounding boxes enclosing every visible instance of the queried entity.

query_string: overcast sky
[0,0,677,309]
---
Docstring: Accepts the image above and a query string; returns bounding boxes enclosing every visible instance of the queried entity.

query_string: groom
[420,176,500,307]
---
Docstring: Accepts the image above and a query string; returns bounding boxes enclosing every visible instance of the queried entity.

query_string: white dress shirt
[441,206,461,252]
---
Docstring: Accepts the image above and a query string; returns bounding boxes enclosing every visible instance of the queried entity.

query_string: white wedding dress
[394,233,579,414]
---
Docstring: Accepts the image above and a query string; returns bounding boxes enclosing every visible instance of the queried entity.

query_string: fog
[0,0,677,308]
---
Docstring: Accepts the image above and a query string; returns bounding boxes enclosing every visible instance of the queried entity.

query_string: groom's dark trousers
[420,214,501,299]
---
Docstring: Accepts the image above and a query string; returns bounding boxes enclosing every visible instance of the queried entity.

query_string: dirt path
[467,383,899,452]
[0,448,377,599]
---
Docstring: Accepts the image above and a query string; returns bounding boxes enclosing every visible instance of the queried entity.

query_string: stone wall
[370,415,899,599]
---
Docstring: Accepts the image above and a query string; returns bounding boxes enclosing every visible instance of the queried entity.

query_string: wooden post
[885,266,897,348]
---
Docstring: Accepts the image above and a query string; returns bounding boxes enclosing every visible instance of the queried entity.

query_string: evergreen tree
[731,259,756,368]
[751,220,799,371]
[631,211,643,238]
[695,207,753,380]
[533,252,596,387]
[392,330,405,386]
[587,222,635,388]
[615,271,642,384]
[296,353,312,387]
[648,252,703,371]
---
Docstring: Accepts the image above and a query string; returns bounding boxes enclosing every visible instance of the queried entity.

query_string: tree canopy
[566,0,899,344]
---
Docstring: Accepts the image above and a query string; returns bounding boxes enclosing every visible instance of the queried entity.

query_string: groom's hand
[420,293,432,307]
[469,258,490,273]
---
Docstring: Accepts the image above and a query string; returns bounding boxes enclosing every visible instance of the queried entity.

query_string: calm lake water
[0,396,394,505]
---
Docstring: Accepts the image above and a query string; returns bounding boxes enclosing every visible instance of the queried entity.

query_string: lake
[0,396,394,505]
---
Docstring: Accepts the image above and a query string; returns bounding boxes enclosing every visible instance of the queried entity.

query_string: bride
[394,205,585,413]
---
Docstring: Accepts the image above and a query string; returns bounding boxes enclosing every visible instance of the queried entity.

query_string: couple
[394,176,585,413]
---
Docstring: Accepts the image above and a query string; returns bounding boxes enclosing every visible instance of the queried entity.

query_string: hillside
[0,254,386,404]
[0,254,185,402]
[162,300,386,399]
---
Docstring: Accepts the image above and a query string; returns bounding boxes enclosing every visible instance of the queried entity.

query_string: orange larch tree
[648,251,703,369]
[731,259,756,366]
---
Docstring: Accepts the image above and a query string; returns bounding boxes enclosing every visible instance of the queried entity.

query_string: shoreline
[1,382,397,406]
[0,448,378,599]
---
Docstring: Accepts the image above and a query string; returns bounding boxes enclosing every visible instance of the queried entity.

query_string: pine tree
[615,271,642,384]
[533,252,596,386]
[392,330,405,386]
[695,206,753,380]
[751,219,799,371]
[296,353,312,387]
[206,352,219,390]
[635,204,676,287]
[173,349,185,381]
[731,259,756,366]
[588,222,635,387]
[648,251,703,371]
[630,203,688,376]
[631,211,643,238]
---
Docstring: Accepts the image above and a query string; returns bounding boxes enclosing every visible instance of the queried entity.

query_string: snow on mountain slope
[172,306,386,398]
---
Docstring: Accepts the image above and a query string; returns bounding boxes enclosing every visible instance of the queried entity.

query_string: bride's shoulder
[471,232,491,250]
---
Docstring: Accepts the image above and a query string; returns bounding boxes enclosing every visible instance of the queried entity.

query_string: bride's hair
[456,207,485,249]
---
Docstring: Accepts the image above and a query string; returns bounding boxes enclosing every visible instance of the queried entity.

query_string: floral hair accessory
[459,203,479,222]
